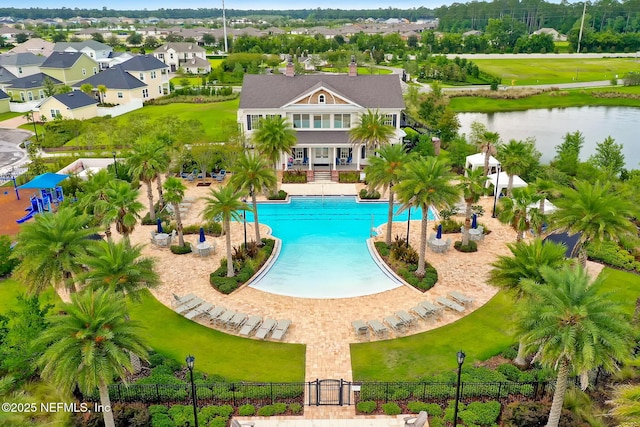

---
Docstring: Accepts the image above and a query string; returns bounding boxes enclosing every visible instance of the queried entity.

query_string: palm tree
[497,186,543,242]
[102,180,145,241]
[549,180,637,267]
[488,239,569,366]
[80,239,160,301]
[202,185,249,277]
[163,177,188,247]
[349,109,395,156]
[394,157,460,276]
[470,122,501,176]
[609,383,640,426]
[519,265,634,427]
[363,144,413,245]
[251,115,297,169]
[37,288,148,427]
[496,139,540,196]
[77,169,115,238]
[11,207,96,294]
[128,138,167,221]
[229,152,277,244]
[531,178,561,215]
[97,84,107,104]
[458,167,487,246]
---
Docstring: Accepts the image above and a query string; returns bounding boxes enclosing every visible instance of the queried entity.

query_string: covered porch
[285,131,367,174]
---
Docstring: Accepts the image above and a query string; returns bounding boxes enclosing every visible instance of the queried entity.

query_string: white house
[152,42,206,72]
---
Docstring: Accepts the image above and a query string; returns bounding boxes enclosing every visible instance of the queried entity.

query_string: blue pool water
[245,196,432,299]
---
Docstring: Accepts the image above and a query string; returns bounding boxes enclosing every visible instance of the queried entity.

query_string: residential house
[99,51,135,69]
[0,89,9,113]
[0,67,16,85]
[9,38,55,57]
[118,54,170,97]
[36,91,98,121]
[181,56,211,75]
[238,60,405,176]
[0,72,62,102]
[0,52,45,78]
[0,26,32,43]
[39,51,99,86]
[53,40,113,68]
[532,28,567,42]
[152,42,206,72]
[73,65,147,105]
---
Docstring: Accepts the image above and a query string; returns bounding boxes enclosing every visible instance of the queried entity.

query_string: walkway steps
[313,171,332,182]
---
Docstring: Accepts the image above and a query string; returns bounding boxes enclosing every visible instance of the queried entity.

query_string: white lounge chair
[368,319,388,336]
[404,410,429,426]
[448,291,475,307]
[395,310,415,327]
[436,296,466,313]
[174,297,203,315]
[410,305,431,321]
[228,312,248,330]
[352,320,369,338]
[216,310,237,327]
[384,315,405,332]
[271,319,291,340]
[184,302,214,320]
[207,306,227,323]
[255,318,277,339]
[171,293,196,308]
[420,300,444,318]
[239,315,262,336]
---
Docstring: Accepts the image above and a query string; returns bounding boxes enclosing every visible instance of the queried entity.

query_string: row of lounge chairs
[172,294,291,340]
[179,170,227,182]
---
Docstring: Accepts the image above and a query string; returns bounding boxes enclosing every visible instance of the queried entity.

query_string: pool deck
[122,178,604,421]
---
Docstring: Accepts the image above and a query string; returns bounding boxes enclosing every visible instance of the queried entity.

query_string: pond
[457,106,640,169]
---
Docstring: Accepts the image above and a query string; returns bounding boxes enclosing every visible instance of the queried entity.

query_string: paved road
[0,129,31,175]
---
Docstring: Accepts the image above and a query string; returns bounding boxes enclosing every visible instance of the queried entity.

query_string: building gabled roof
[9,38,55,56]
[183,56,210,68]
[74,66,146,90]
[119,54,168,71]
[41,51,86,69]
[5,72,62,89]
[46,91,98,109]
[0,89,9,100]
[0,67,17,83]
[153,42,205,53]
[53,40,112,52]
[0,52,46,67]
[239,74,405,109]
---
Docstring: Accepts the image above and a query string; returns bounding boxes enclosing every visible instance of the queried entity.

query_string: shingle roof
[49,91,98,109]
[53,40,112,52]
[119,54,168,71]
[0,89,9,100]
[74,66,146,90]
[153,42,205,53]
[183,56,210,67]
[0,52,46,67]
[5,72,62,89]
[239,74,405,109]
[0,67,16,83]
[295,130,349,144]
[41,51,85,69]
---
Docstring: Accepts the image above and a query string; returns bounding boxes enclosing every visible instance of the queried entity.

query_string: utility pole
[222,0,228,53]
[577,1,587,53]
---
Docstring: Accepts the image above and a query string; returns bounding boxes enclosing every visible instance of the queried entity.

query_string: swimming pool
[245,196,433,299]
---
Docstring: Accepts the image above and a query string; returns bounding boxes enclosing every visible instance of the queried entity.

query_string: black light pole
[453,350,466,427]
[491,165,501,218]
[185,355,199,427]
[406,207,411,248]
[30,111,39,142]
[112,151,118,177]
[242,198,247,249]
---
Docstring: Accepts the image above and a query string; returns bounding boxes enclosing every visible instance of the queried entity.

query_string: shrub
[267,189,287,200]
[459,401,501,425]
[496,363,523,382]
[199,405,233,421]
[289,402,303,415]
[272,403,287,415]
[439,218,463,234]
[207,416,227,427]
[257,405,279,416]
[502,401,583,427]
[390,236,419,264]
[238,404,256,416]
[168,405,194,427]
[407,402,443,417]
[282,170,307,183]
[381,402,402,415]
[454,240,478,253]
[391,388,411,401]
[0,235,18,276]
[149,405,169,417]
[356,401,377,414]
[148,353,166,368]
[182,222,222,236]
[587,240,640,272]
[359,188,381,199]
[339,171,360,183]
[151,413,175,427]
[375,241,390,257]
[170,242,192,254]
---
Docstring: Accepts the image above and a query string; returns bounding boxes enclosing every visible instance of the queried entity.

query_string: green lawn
[0,279,62,315]
[127,290,305,382]
[0,111,22,123]
[170,76,205,86]
[473,57,640,85]
[351,267,640,381]
[319,66,392,75]
[208,58,224,68]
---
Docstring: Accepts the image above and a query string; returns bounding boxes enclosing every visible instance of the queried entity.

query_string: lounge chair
[171,293,196,308]
[239,315,262,336]
[367,319,388,336]
[207,306,227,323]
[174,297,203,315]
[228,312,248,330]
[384,315,405,332]
[448,291,475,307]
[215,169,226,182]
[395,310,415,327]
[184,302,214,320]
[216,309,237,327]
[404,410,429,427]
[255,318,277,339]
[271,319,291,340]
[230,419,255,427]
[352,320,369,338]
[436,296,465,313]
[165,204,188,216]
[410,305,431,321]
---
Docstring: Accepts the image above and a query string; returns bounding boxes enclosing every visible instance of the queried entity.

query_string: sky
[9,0,453,11]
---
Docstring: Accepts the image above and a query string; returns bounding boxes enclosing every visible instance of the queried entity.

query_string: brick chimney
[348,55,357,77]
[285,56,295,77]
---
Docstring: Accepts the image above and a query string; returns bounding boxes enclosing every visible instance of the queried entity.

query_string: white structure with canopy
[486,172,528,196]
[465,153,500,175]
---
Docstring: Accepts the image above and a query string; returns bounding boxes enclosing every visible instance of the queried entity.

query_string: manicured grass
[0,279,61,315]
[127,290,305,382]
[170,76,205,86]
[208,58,224,68]
[351,267,640,381]
[319,66,392,75]
[474,57,640,85]
[0,111,22,122]
[450,86,640,112]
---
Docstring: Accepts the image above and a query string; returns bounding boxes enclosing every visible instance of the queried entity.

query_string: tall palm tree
[102,180,145,241]
[549,180,637,267]
[77,169,115,238]
[458,167,488,246]
[202,185,249,277]
[251,116,297,169]
[488,239,569,366]
[37,288,148,427]
[229,152,277,244]
[496,139,540,196]
[80,239,160,301]
[11,207,96,294]
[470,122,501,176]
[532,178,561,215]
[163,177,188,247]
[394,157,460,276]
[519,266,634,427]
[349,109,396,156]
[364,144,413,245]
[497,186,543,242]
[128,138,167,221]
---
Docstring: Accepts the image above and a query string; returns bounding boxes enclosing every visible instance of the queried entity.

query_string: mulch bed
[0,189,31,237]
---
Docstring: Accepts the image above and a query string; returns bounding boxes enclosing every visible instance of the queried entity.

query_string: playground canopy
[18,173,68,189]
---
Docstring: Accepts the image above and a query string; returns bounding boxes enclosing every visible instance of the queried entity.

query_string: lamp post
[185,355,199,427]
[242,198,247,249]
[30,111,39,142]
[112,151,118,177]
[406,207,411,248]
[453,350,466,427]
[491,165,501,218]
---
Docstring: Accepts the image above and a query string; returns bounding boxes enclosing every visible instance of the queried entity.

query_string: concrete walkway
[233,416,409,426]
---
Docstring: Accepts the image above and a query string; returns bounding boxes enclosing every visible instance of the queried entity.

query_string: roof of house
[41,51,87,69]
[53,40,112,52]
[119,54,168,71]
[0,67,17,83]
[9,38,55,56]
[153,42,205,53]
[183,56,210,67]
[296,130,350,144]
[239,74,405,109]
[0,89,9,100]
[0,52,46,67]
[48,91,98,109]
[5,72,62,89]
[74,66,146,90]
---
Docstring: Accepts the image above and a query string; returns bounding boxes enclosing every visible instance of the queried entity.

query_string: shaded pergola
[17,172,68,213]
[465,153,500,175]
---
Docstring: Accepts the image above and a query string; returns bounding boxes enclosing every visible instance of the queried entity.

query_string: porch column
[333,147,338,169]
[356,144,362,170]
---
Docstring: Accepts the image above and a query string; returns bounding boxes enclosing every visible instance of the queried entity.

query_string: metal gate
[307,379,351,406]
